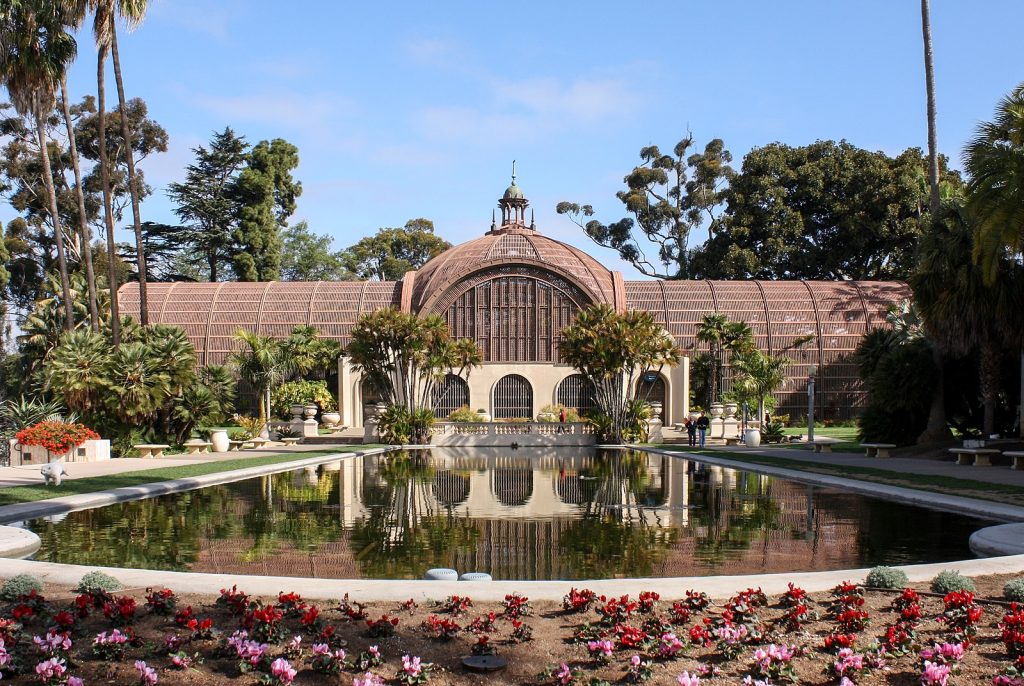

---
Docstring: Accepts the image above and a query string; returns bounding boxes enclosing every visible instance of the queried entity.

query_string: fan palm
[732,349,789,428]
[965,82,1024,283]
[0,0,78,330]
[106,341,170,423]
[695,313,727,403]
[44,328,110,415]
[199,364,236,417]
[230,329,291,427]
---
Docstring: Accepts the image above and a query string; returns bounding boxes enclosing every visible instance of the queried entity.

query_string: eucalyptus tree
[0,0,78,330]
[560,305,681,443]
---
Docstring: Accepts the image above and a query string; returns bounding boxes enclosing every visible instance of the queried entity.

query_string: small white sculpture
[40,461,66,486]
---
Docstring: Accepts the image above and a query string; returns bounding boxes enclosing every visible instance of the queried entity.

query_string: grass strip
[654,445,1024,506]
[0,446,379,506]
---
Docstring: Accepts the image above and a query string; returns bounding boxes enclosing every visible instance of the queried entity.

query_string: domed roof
[410,228,616,314]
[503,181,524,200]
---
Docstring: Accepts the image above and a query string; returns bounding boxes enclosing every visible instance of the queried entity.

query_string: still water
[19,449,992,580]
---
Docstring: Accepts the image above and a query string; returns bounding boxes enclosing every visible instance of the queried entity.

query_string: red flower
[12,604,33,620]
[16,421,99,454]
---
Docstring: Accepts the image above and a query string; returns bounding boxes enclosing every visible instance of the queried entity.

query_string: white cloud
[191,91,355,140]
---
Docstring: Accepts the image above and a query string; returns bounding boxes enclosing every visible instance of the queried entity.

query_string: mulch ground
[2,573,1023,685]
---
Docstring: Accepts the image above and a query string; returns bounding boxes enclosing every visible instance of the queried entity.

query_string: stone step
[300,436,364,445]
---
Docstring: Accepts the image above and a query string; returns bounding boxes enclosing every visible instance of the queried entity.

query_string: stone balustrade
[430,422,597,446]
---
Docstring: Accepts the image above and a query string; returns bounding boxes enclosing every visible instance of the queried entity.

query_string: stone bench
[248,437,270,449]
[861,443,897,458]
[948,447,1001,466]
[280,437,301,446]
[812,437,844,453]
[227,440,252,451]
[1003,451,1024,470]
[134,444,170,458]
[182,440,212,455]
[724,436,744,446]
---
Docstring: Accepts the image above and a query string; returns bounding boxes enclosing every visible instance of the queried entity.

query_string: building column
[338,357,359,428]
[667,357,689,425]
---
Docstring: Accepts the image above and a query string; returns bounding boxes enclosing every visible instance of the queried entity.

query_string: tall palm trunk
[108,17,148,324]
[97,45,121,346]
[916,0,951,444]
[60,76,99,331]
[33,102,74,330]
[979,340,1000,437]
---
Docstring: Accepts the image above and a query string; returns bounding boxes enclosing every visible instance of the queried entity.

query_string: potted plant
[475,408,491,422]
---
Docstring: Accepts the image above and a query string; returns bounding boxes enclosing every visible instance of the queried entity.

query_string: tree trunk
[917,342,952,443]
[921,0,941,216]
[109,19,148,325]
[979,341,1000,437]
[97,46,121,346]
[34,105,75,331]
[61,77,100,331]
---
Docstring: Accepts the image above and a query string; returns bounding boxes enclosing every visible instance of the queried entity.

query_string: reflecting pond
[18,448,993,580]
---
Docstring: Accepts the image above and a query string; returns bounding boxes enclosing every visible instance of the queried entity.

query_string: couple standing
[685,412,710,448]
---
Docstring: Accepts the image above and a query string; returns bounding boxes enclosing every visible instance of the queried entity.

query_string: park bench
[182,440,212,455]
[861,443,897,458]
[724,436,744,446]
[281,437,301,446]
[1003,451,1024,471]
[948,447,1001,466]
[811,437,844,453]
[227,440,252,451]
[134,444,170,458]
[247,437,270,449]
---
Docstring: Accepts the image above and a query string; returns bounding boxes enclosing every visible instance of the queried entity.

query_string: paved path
[0,444,337,489]
[679,440,1024,488]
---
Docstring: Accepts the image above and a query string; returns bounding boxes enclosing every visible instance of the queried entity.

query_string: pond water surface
[18,448,993,580]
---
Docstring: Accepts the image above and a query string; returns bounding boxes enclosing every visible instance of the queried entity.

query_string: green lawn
[0,446,380,507]
[781,425,860,451]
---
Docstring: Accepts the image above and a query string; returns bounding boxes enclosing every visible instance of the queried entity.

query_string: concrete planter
[744,428,762,448]
[9,438,110,466]
[209,430,230,453]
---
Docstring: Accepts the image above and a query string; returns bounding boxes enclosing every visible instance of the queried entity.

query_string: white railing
[430,422,597,446]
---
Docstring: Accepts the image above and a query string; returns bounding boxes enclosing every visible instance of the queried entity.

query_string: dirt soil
[3,573,1023,685]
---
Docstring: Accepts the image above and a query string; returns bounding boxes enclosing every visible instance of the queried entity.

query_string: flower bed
[0,574,1022,685]
[15,421,100,456]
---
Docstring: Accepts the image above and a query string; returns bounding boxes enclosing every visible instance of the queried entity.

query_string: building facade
[120,178,909,427]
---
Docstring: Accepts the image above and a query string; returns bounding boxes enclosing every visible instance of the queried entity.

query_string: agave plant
[0,396,68,434]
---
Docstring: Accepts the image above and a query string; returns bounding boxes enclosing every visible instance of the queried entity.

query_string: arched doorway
[493,374,533,419]
[432,374,469,418]
[636,373,666,422]
[556,374,597,416]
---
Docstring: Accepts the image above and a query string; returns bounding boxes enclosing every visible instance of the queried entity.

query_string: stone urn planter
[689,410,700,422]
[743,428,761,448]
[723,402,738,419]
[321,412,341,428]
[290,403,306,421]
[710,403,724,419]
[210,430,230,453]
[303,404,318,421]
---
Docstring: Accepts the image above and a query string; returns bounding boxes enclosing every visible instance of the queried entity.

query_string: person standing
[558,407,567,433]
[695,411,710,448]
[686,418,697,447]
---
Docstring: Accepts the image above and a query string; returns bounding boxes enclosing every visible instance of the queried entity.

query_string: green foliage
[447,406,481,423]
[930,569,975,594]
[281,220,347,281]
[557,137,733,279]
[274,426,300,440]
[561,305,680,443]
[1004,578,1024,602]
[0,396,67,435]
[865,566,909,589]
[75,570,123,594]
[854,325,934,445]
[227,428,249,441]
[233,415,264,439]
[376,404,434,444]
[731,349,789,426]
[231,138,301,281]
[694,314,754,406]
[762,419,786,443]
[1,573,43,600]
[539,403,580,422]
[340,219,450,281]
[691,141,961,280]
[271,380,337,419]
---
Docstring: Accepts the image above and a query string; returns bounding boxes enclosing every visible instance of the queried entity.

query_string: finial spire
[511,159,516,184]
[491,209,496,231]
[530,208,535,230]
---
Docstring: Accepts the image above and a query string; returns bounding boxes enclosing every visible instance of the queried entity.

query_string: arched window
[432,374,469,418]
[493,374,533,419]
[636,373,666,422]
[556,374,597,416]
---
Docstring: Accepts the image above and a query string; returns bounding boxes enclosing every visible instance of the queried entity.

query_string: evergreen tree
[280,220,346,281]
[230,138,300,281]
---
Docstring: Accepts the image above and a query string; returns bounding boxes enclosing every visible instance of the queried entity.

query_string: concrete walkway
[0,444,342,489]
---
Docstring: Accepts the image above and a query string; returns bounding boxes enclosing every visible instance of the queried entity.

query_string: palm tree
[0,0,78,330]
[105,0,149,324]
[920,0,941,216]
[44,328,110,416]
[732,350,789,429]
[911,202,1020,436]
[695,313,727,403]
[230,329,291,428]
[107,341,170,423]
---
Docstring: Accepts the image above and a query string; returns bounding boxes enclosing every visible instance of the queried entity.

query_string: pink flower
[353,672,385,686]
[68,677,85,686]
[921,660,951,686]
[677,672,701,686]
[35,657,67,680]
[134,660,158,686]
[587,639,614,657]
[402,654,423,677]
[270,658,297,685]
[555,663,574,685]
[287,635,302,652]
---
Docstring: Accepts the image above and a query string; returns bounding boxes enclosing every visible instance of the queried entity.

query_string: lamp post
[807,366,817,443]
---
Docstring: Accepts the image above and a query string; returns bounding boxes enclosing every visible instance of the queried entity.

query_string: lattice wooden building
[121,176,908,427]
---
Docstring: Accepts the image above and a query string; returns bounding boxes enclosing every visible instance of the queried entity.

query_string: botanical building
[121,178,908,427]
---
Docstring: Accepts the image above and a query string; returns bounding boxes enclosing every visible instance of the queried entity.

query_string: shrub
[76,570,123,594]
[233,415,265,438]
[538,404,580,423]
[271,380,337,419]
[1004,578,1024,602]
[15,420,99,454]
[227,428,250,441]
[1,573,43,600]
[447,406,480,423]
[930,570,975,594]
[865,566,909,589]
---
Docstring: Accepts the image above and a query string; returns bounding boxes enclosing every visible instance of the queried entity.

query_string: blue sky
[53,0,1024,278]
